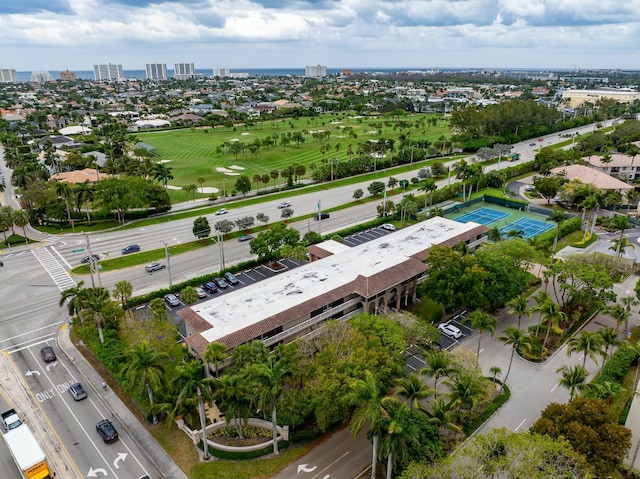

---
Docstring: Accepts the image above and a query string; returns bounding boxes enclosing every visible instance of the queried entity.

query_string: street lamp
[222,177,227,204]
[85,234,102,288]
[162,240,172,288]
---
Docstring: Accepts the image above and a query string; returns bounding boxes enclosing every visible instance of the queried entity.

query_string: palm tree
[506,295,529,329]
[418,178,437,210]
[74,181,94,223]
[587,380,626,405]
[152,163,174,188]
[79,287,112,344]
[173,359,216,459]
[465,310,497,357]
[0,206,14,242]
[59,281,87,316]
[556,364,589,399]
[203,342,227,378]
[378,399,420,479]
[549,210,568,260]
[113,280,132,326]
[445,373,486,411]
[609,237,635,258]
[394,373,433,410]
[197,177,206,194]
[598,326,622,359]
[531,290,553,335]
[567,330,605,368]
[121,341,168,425]
[419,349,455,399]
[498,326,531,395]
[613,214,630,256]
[212,373,251,439]
[11,209,30,244]
[345,370,388,479]
[54,181,73,228]
[606,304,630,333]
[425,398,461,435]
[246,357,292,455]
[487,227,502,242]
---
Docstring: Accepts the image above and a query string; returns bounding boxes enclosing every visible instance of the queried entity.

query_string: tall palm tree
[609,237,635,258]
[506,295,529,329]
[173,359,216,459]
[567,330,605,368]
[54,181,73,228]
[418,178,437,210]
[59,281,87,316]
[0,206,14,241]
[540,299,566,350]
[445,372,486,411]
[394,373,433,410]
[549,210,568,260]
[419,349,455,399]
[606,304,630,332]
[613,214,630,256]
[203,342,227,378]
[213,373,251,439]
[531,290,553,335]
[465,310,497,357]
[598,326,622,359]
[345,370,388,479]
[556,364,588,399]
[197,177,206,194]
[622,295,640,334]
[79,287,111,344]
[498,326,531,395]
[112,280,132,326]
[425,398,461,435]
[152,163,174,188]
[246,356,292,456]
[378,399,420,479]
[121,341,168,425]
[74,181,94,223]
[11,209,30,244]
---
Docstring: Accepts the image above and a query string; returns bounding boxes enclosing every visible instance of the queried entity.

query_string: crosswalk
[31,246,77,291]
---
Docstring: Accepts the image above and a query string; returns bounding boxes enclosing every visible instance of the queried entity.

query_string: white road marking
[515,418,527,431]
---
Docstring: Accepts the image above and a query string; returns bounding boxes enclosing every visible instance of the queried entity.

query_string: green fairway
[135,113,451,202]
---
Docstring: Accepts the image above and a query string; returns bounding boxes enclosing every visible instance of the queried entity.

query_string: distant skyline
[0,0,638,71]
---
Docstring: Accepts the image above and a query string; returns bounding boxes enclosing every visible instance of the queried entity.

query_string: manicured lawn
[136,113,451,198]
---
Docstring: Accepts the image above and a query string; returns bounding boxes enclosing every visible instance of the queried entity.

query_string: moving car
[145,263,166,273]
[40,346,56,362]
[121,244,140,254]
[438,322,462,339]
[194,286,208,298]
[238,234,254,242]
[224,272,240,285]
[215,208,228,216]
[163,294,180,307]
[96,419,119,443]
[315,213,330,220]
[529,143,536,146]
[68,382,87,401]
[80,254,100,264]
[214,277,229,289]
[202,282,218,293]
[277,201,291,209]
[381,223,396,231]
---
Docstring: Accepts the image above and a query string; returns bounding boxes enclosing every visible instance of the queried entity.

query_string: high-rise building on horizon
[93,63,123,81]
[213,68,230,78]
[0,69,18,83]
[60,70,76,81]
[146,63,168,80]
[174,62,195,80]
[31,71,53,83]
[305,65,327,78]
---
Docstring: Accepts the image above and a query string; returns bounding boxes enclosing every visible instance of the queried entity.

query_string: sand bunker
[241,132,250,136]
[216,167,234,173]
[157,159,172,163]
[229,165,245,170]
[166,185,220,193]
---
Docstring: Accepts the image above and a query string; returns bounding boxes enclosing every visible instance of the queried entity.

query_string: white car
[438,322,462,339]
[277,201,292,209]
[215,208,228,215]
[381,223,396,231]
[524,184,536,192]
[194,286,207,298]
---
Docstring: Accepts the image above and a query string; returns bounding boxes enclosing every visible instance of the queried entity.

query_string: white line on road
[478,348,484,355]
[311,451,349,479]
[550,382,559,392]
[515,418,527,431]
[0,321,65,345]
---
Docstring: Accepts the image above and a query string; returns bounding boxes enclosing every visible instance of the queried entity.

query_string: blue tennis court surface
[500,218,555,239]
[455,207,509,226]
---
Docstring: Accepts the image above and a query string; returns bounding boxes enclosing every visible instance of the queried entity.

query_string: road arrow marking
[297,464,317,473]
[87,467,108,477]
[46,362,57,371]
[113,452,128,468]
[25,370,41,376]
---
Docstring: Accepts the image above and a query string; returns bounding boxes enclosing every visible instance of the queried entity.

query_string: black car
[40,346,56,363]
[68,382,87,401]
[80,254,100,264]
[96,419,119,443]
[315,213,330,220]
[224,272,239,285]
[202,281,218,293]
[122,244,141,254]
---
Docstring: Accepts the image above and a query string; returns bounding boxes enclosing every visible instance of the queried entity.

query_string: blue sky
[0,0,638,70]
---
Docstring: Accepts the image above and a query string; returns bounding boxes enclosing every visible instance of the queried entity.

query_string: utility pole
[85,234,101,288]
[162,241,172,288]
[218,233,226,270]
[317,200,322,236]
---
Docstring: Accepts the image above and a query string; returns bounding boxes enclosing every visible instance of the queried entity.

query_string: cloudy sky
[1,0,638,71]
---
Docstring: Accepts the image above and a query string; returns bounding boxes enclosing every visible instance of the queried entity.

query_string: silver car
[69,382,87,401]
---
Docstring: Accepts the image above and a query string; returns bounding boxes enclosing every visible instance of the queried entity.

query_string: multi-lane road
[0,119,621,478]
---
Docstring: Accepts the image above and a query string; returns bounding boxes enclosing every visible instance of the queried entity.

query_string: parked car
[215,208,228,216]
[438,322,462,339]
[315,213,330,220]
[224,272,239,285]
[194,286,208,298]
[277,201,291,209]
[529,143,536,146]
[40,346,56,362]
[163,294,180,307]
[80,254,100,264]
[238,234,254,242]
[121,244,140,254]
[381,223,396,231]
[524,184,536,192]
[202,282,218,293]
[68,382,87,401]
[214,277,229,289]
[96,419,119,444]
[145,263,166,273]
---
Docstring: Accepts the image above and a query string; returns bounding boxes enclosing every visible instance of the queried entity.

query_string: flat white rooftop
[193,217,480,343]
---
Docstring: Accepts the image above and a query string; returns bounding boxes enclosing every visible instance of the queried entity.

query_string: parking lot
[342,224,395,247]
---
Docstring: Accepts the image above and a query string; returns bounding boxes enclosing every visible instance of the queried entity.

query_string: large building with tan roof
[179,217,488,362]
[551,164,633,192]
[50,168,111,184]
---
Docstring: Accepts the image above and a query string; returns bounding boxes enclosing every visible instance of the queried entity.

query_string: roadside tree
[192,216,211,239]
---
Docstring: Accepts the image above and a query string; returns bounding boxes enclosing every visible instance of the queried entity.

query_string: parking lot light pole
[162,241,172,288]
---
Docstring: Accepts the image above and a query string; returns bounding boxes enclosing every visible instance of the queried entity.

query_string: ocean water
[16,67,415,82]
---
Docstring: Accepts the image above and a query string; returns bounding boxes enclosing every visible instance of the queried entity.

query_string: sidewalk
[56,324,189,479]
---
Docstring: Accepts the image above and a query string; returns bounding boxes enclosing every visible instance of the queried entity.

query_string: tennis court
[500,218,555,239]
[454,207,510,226]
